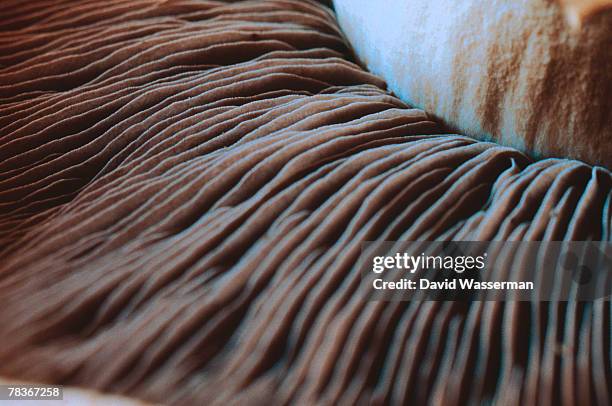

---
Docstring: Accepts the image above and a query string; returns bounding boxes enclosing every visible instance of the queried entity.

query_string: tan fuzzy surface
[334,0,612,168]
